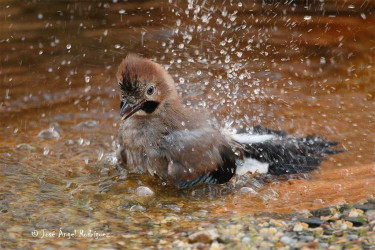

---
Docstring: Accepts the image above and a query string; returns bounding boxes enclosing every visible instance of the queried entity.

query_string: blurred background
[1,0,375,248]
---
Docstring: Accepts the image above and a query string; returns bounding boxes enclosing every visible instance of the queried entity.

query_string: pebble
[365,210,375,222]
[209,241,223,250]
[299,218,324,228]
[298,235,314,242]
[259,227,277,236]
[348,208,364,218]
[293,222,309,232]
[280,235,297,247]
[188,229,219,244]
[347,234,359,241]
[135,186,154,197]
[241,236,251,243]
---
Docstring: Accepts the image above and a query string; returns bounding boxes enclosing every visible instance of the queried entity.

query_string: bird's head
[116,54,178,120]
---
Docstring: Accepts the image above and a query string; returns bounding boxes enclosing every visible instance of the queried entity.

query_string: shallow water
[1,0,375,247]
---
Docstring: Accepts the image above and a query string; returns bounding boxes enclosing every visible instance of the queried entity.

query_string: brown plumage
[115,54,344,189]
[116,54,236,188]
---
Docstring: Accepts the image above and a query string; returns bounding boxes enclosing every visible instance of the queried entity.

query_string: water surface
[1,0,375,247]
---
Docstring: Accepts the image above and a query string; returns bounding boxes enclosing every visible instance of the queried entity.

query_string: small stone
[188,229,219,244]
[293,222,309,232]
[299,218,324,228]
[344,217,363,227]
[347,234,358,241]
[280,236,297,246]
[270,219,284,228]
[365,210,375,222]
[348,208,364,218]
[259,227,277,236]
[135,186,154,197]
[298,235,314,242]
[209,241,223,250]
[354,204,375,212]
[241,236,251,243]
[319,242,329,248]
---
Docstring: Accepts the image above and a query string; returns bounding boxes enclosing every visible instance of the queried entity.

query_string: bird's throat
[141,101,160,114]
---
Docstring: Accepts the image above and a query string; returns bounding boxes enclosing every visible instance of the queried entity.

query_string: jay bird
[116,54,344,189]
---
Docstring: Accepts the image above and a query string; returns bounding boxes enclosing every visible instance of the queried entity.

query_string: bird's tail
[229,125,346,175]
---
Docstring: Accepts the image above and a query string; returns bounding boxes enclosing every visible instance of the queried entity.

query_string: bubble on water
[103,29,108,36]
[39,50,43,55]
[114,44,121,49]
[66,44,71,50]
[75,120,98,129]
[197,70,201,76]
[303,16,312,21]
[179,77,185,84]
[38,128,60,139]
[176,19,181,26]
[15,143,34,151]
[48,68,53,72]
[320,57,326,64]
[37,13,43,19]
[361,13,366,20]
[236,52,243,58]
[178,43,184,49]
[85,76,90,83]
[119,9,126,14]
[238,2,243,7]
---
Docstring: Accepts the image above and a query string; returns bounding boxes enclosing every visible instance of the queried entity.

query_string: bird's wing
[160,128,236,188]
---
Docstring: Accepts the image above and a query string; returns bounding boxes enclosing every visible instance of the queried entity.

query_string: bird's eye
[146,86,155,96]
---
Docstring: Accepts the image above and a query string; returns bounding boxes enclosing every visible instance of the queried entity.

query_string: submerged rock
[188,229,219,243]
[135,186,154,197]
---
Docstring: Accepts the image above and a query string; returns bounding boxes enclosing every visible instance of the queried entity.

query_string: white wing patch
[236,158,269,175]
[229,133,275,144]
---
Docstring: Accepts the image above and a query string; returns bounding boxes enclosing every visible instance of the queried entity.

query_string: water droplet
[66,44,71,50]
[85,76,90,83]
[43,147,49,155]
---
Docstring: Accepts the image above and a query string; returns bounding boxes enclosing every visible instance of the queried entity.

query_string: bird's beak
[120,99,146,120]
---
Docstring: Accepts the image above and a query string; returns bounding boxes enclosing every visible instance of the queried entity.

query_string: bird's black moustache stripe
[141,101,159,114]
